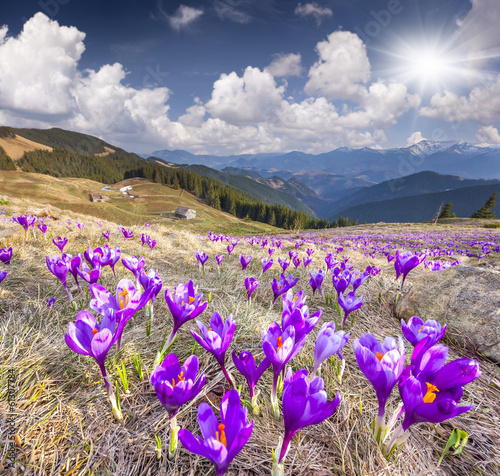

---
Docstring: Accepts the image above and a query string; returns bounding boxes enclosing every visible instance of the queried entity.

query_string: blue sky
[0,0,499,155]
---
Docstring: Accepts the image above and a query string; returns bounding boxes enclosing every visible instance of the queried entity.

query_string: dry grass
[0,135,53,160]
[0,206,499,476]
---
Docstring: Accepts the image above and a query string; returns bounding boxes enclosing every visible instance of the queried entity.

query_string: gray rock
[395,265,500,362]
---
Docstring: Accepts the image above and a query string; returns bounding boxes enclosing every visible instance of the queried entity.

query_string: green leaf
[437,428,469,467]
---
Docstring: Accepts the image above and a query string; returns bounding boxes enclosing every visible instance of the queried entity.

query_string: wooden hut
[174,206,196,219]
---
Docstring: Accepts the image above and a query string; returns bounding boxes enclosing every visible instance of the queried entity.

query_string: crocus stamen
[119,288,130,309]
[178,371,185,382]
[376,352,385,361]
[277,336,283,350]
[216,424,227,447]
[188,296,195,304]
[293,296,298,302]
[418,326,425,333]
[423,382,439,403]
[92,328,98,335]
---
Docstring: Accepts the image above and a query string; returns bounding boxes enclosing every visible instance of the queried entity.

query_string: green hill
[332,184,500,223]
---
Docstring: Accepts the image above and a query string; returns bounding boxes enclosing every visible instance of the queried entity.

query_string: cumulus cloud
[167,5,203,30]
[476,125,500,144]
[420,76,500,124]
[0,14,421,155]
[205,67,286,125]
[406,131,426,146]
[295,2,333,25]
[305,31,371,101]
[265,53,302,77]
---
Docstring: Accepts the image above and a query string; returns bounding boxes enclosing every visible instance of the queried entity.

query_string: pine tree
[439,201,453,218]
[471,192,497,218]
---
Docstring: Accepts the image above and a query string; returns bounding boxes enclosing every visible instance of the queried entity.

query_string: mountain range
[1,125,500,224]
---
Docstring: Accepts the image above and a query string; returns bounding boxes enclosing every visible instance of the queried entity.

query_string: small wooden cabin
[174,206,196,219]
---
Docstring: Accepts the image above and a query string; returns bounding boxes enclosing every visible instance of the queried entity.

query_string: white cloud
[305,31,370,101]
[406,131,426,146]
[0,12,85,116]
[167,5,203,30]
[476,125,500,144]
[0,15,421,155]
[455,0,500,69]
[295,2,333,25]
[205,67,286,125]
[420,76,500,124]
[265,53,302,77]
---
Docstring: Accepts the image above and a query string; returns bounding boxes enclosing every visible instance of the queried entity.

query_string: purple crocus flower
[90,279,154,347]
[401,316,446,348]
[150,353,206,418]
[282,305,321,343]
[46,255,71,300]
[312,322,349,378]
[395,250,426,290]
[306,248,314,256]
[139,269,163,303]
[107,246,121,277]
[102,231,110,241]
[303,256,312,268]
[288,250,298,260]
[292,257,301,269]
[191,312,236,387]
[77,222,84,230]
[232,349,270,403]
[244,277,259,301]
[147,237,157,252]
[261,257,273,275]
[77,261,101,285]
[277,368,341,466]
[46,297,56,308]
[398,344,481,432]
[0,270,7,284]
[227,244,235,256]
[278,257,290,272]
[282,289,307,315]
[65,309,124,420]
[262,322,305,416]
[338,291,363,327]
[351,270,369,292]
[178,389,253,476]
[163,280,208,350]
[216,254,225,268]
[195,250,209,271]
[353,334,406,418]
[141,233,147,247]
[13,214,35,238]
[52,236,68,252]
[120,227,134,240]
[324,252,337,272]
[271,273,299,305]
[0,247,12,265]
[122,255,145,283]
[308,269,325,297]
[268,247,275,256]
[37,223,48,236]
[63,253,82,291]
[240,254,252,271]
[97,221,102,227]
[332,270,351,296]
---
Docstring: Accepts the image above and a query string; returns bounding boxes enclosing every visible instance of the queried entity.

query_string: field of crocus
[1,207,500,475]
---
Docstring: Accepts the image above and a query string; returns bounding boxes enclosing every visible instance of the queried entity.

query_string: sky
[0,0,499,155]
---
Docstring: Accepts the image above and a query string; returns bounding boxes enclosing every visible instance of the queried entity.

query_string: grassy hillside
[331,184,500,223]
[0,170,281,234]
[153,160,317,217]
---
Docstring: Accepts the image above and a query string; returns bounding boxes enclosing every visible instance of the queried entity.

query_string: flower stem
[168,415,180,460]
[220,361,234,388]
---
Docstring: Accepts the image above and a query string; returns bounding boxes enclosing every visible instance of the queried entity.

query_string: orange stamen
[92,328,98,335]
[119,288,130,309]
[188,296,195,304]
[418,326,425,333]
[216,424,227,447]
[423,382,439,403]
[277,336,283,350]
[293,296,298,302]
[376,352,385,361]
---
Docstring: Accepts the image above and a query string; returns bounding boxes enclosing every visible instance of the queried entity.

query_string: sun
[383,38,466,93]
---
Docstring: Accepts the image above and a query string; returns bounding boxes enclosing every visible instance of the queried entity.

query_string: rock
[395,265,500,362]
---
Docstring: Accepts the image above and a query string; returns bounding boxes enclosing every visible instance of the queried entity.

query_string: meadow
[0,200,499,476]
